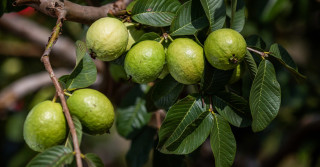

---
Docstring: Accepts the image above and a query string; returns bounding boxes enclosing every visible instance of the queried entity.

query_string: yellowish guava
[86,17,128,61]
[67,89,114,135]
[23,101,66,152]
[228,64,244,84]
[166,38,204,84]
[204,28,247,70]
[124,40,165,83]
[124,22,145,51]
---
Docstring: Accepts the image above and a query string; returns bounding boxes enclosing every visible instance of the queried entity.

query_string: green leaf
[230,0,245,32]
[132,0,181,27]
[136,32,161,43]
[126,127,156,167]
[245,35,266,50]
[200,0,226,31]
[243,50,258,80]
[170,0,209,36]
[116,85,152,139]
[26,145,73,167]
[249,59,281,132]
[269,43,306,82]
[84,153,104,167]
[201,62,233,94]
[126,0,139,14]
[213,91,251,127]
[210,114,236,167]
[158,95,213,154]
[75,41,87,66]
[65,53,97,90]
[149,75,184,110]
[65,115,82,150]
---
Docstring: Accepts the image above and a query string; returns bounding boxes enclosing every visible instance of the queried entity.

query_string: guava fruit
[124,22,145,51]
[24,101,66,152]
[86,17,128,61]
[228,64,244,84]
[166,38,204,84]
[124,40,165,83]
[204,28,247,70]
[67,89,114,135]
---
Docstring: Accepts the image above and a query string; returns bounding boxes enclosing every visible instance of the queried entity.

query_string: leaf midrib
[164,98,197,148]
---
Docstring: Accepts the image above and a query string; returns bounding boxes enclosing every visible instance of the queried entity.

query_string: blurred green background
[0,0,319,166]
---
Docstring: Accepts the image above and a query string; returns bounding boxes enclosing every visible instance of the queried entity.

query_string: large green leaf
[210,114,236,167]
[65,115,82,150]
[244,50,258,80]
[200,0,226,31]
[213,91,251,127]
[126,127,157,167]
[116,85,151,139]
[230,0,245,32]
[26,145,73,167]
[61,41,97,91]
[84,153,104,167]
[201,62,233,94]
[269,43,306,82]
[158,95,213,154]
[149,75,184,110]
[132,0,181,27]
[65,53,97,90]
[249,59,281,132]
[170,0,209,36]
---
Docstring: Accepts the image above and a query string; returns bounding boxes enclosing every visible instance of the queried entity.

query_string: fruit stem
[64,91,72,97]
[209,96,214,115]
[159,37,164,44]
[247,47,269,59]
[168,35,174,42]
[52,92,58,103]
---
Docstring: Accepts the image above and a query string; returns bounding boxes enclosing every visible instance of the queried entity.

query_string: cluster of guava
[86,17,247,85]
[23,89,114,152]
[23,17,247,152]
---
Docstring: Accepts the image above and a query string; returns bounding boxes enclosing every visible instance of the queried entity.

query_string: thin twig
[40,15,83,167]
[247,47,269,58]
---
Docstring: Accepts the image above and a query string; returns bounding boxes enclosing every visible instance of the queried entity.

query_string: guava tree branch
[40,14,82,166]
[13,0,133,25]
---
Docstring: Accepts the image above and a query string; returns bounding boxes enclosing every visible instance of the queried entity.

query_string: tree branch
[13,0,133,25]
[39,14,82,166]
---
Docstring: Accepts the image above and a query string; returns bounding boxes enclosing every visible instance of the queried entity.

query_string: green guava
[124,22,145,51]
[166,38,204,84]
[23,101,66,152]
[67,89,114,135]
[228,64,244,84]
[86,17,128,61]
[204,28,247,70]
[124,40,165,83]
